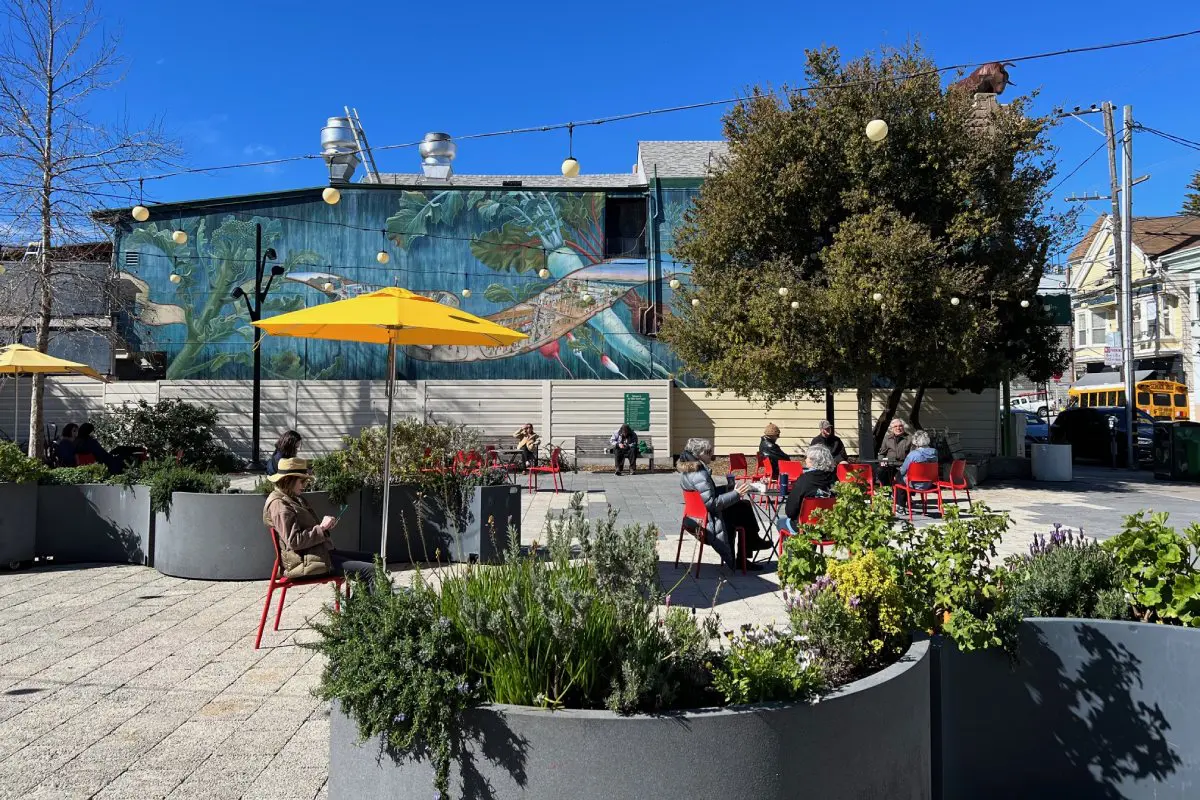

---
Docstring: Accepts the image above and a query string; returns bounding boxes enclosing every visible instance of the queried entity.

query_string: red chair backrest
[947,459,967,486]
[267,527,284,579]
[906,461,940,484]
[837,462,873,486]
[728,453,748,474]
[75,452,97,466]
[776,461,805,482]
[550,447,562,469]
[453,450,483,471]
[682,489,708,523]
[798,496,836,525]
[756,454,774,479]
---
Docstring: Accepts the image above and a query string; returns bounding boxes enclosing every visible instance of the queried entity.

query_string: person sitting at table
[677,437,771,570]
[267,429,302,477]
[896,429,939,510]
[778,444,837,535]
[810,420,849,464]
[610,423,639,475]
[74,422,122,474]
[876,417,911,486]
[55,423,78,468]
[513,423,540,468]
[262,457,376,590]
[758,423,791,479]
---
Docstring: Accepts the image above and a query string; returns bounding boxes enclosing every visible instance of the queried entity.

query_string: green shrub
[1002,528,1130,621]
[777,536,827,590]
[92,398,241,472]
[1104,511,1200,625]
[0,441,47,484]
[309,452,365,505]
[786,577,871,685]
[39,463,110,486]
[826,551,906,658]
[338,419,481,488]
[115,460,229,518]
[801,481,905,557]
[710,623,824,705]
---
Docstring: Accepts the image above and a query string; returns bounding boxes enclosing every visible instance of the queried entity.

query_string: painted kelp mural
[116,187,699,382]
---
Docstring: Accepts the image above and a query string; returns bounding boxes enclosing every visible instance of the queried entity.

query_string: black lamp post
[232,223,284,469]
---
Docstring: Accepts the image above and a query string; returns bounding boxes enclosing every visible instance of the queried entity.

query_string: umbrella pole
[14,374,19,448]
[379,341,397,572]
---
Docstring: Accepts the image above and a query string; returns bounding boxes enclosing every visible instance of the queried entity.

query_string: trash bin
[1153,421,1200,481]
[1031,443,1072,482]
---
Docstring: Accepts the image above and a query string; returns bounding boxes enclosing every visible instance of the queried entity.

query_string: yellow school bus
[1068,379,1189,420]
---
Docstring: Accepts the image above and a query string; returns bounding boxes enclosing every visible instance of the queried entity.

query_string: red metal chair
[75,452,97,466]
[528,447,564,494]
[778,496,837,555]
[756,454,775,484]
[675,489,746,577]
[836,462,875,496]
[893,461,944,521]
[255,528,347,649]
[937,459,972,505]
[728,453,756,480]
[452,449,485,476]
[776,460,805,483]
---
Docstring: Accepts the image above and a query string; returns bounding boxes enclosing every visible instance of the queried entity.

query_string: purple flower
[394,712,407,723]
[849,596,861,609]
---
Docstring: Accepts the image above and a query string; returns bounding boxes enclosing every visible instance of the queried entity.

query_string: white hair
[805,443,834,472]
[911,429,932,448]
[890,418,908,431]
[684,437,713,457]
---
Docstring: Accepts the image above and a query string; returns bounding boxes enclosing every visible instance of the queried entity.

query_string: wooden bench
[574,435,655,471]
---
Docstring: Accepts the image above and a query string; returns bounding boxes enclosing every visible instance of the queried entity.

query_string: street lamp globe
[322,187,341,205]
[171,230,188,245]
[561,157,580,178]
[131,205,150,222]
[866,119,889,142]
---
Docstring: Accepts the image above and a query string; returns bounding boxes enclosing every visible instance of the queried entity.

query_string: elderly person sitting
[778,443,837,536]
[758,423,791,480]
[810,420,849,464]
[677,437,770,570]
[876,417,911,486]
[896,429,939,510]
[262,457,376,588]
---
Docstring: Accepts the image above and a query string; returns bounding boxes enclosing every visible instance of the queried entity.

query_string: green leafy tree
[661,43,1070,450]
[1183,169,1200,216]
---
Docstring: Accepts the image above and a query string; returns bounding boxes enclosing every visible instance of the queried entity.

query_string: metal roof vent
[419,132,455,181]
[321,116,359,184]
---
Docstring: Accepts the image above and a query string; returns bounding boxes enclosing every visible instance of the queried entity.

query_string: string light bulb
[580,293,593,305]
[172,230,187,245]
[131,205,149,222]
[1020,299,1030,308]
[691,298,700,307]
[322,187,341,205]
[461,288,471,298]
[538,268,550,279]
[866,119,889,142]
[778,287,789,297]
[323,282,334,292]
[376,250,390,264]
[169,273,181,284]
[790,300,800,310]
[950,296,961,306]
[561,123,580,178]
[669,278,681,290]
[872,292,883,302]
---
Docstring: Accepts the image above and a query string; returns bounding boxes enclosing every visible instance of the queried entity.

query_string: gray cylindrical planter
[359,484,451,564]
[0,483,37,566]
[456,484,522,564]
[155,490,360,581]
[36,484,152,565]
[331,639,931,799]
[936,619,1200,799]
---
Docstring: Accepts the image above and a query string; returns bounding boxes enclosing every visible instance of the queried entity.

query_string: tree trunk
[856,379,873,459]
[28,12,54,461]
[825,383,835,427]
[910,384,928,431]
[872,385,905,452]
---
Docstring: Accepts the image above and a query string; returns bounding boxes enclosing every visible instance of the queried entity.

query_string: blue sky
[106,0,1200,245]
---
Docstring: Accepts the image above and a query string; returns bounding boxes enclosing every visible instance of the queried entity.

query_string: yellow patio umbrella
[0,344,106,448]
[252,287,528,561]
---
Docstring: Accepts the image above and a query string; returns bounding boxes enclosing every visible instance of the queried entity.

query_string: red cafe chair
[255,528,347,649]
[527,447,564,494]
[937,459,972,505]
[675,489,746,577]
[893,461,944,521]
[836,462,875,496]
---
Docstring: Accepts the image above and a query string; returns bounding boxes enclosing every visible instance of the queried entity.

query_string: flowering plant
[710,623,824,705]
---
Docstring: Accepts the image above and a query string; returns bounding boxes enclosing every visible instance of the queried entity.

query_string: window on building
[1133,301,1144,337]
[1162,294,1177,336]
[1091,310,1107,346]
[604,197,647,258]
[1075,312,1089,346]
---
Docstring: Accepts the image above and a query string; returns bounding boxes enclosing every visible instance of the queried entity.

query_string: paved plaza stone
[3,466,1200,798]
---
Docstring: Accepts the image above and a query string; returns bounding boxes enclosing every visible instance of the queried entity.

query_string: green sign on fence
[624,392,651,432]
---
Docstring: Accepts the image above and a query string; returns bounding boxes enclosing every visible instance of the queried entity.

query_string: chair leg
[254,582,276,650]
[694,536,705,579]
[965,486,972,504]
[937,487,944,516]
[334,582,342,613]
[273,585,289,631]
[675,525,685,568]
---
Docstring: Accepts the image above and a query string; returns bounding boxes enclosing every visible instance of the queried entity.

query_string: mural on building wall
[117,186,701,382]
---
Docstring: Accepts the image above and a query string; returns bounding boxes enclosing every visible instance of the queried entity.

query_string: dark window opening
[1137,392,1150,406]
[114,350,166,381]
[1175,393,1188,407]
[1153,393,1171,407]
[605,197,647,258]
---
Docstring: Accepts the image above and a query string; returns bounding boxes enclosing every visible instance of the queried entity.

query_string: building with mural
[103,138,728,385]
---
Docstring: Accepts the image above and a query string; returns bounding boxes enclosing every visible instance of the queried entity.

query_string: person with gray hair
[676,437,769,570]
[896,429,939,510]
[876,417,912,486]
[810,420,849,464]
[780,443,837,532]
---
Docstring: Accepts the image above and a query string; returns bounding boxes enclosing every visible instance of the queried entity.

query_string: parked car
[1049,406,1154,466]
[1009,395,1050,418]
[1008,409,1048,457]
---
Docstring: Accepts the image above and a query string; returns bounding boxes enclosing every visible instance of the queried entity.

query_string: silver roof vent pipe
[321,116,360,184]
[419,132,455,181]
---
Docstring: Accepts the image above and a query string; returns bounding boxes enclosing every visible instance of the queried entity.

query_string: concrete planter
[331,639,931,800]
[155,490,360,581]
[936,619,1200,799]
[0,483,37,566]
[359,483,522,564]
[36,484,152,565]
[455,484,522,564]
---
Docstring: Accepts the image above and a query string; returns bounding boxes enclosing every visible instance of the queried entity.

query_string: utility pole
[1120,105,1136,469]
[1103,102,1133,469]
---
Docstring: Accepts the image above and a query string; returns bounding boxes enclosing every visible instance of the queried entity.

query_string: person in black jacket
[758,423,791,480]
[777,444,837,539]
[810,420,849,464]
[268,430,302,477]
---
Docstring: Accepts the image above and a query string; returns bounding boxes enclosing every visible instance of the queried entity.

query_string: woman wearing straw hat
[262,457,376,588]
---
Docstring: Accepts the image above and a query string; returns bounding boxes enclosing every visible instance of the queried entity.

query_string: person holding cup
[262,457,376,589]
[676,438,771,570]
[876,418,912,486]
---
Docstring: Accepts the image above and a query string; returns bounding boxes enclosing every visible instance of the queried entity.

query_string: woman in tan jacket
[262,457,376,588]
[513,423,540,468]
